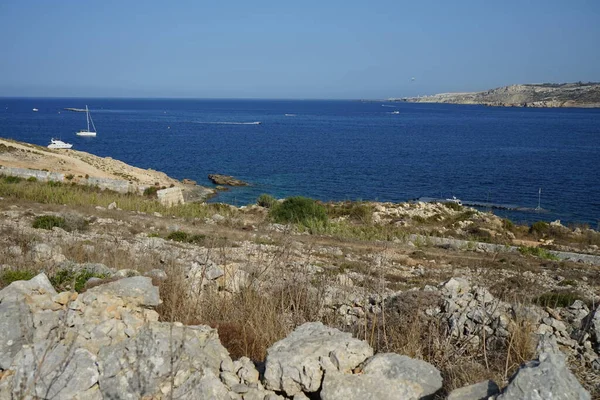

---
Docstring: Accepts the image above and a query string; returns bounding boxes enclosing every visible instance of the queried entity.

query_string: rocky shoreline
[398,82,600,108]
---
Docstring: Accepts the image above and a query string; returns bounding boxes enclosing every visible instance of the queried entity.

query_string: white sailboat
[76,105,97,137]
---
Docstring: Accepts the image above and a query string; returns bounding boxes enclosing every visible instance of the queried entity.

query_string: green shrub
[257,193,277,208]
[167,231,189,242]
[32,215,66,230]
[4,176,22,183]
[529,221,549,236]
[148,232,160,238]
[502,218,514,231]
[0,270,36,287]
[50,269,110,292]
[143,186,159,197]
[26,176,38,182]
[270,196,328,227]
[518,246,559,260]
[47,181,62,187]
[65,174,74,180]
[188,234,207,243]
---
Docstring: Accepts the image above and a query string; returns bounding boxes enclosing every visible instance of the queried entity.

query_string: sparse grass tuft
[0,269,37,287]
[533,290,588,308]
[518,246,559,260]
[50,269,110,292]
[166,231,189,242]
[257,193,277,208]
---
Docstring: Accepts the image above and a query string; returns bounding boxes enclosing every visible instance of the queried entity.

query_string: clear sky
[1,0,599,99]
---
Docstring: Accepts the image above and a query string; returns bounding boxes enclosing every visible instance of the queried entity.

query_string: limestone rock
[361,353,442,398]
[320,369,423,400]
[208,174,249,186]
[84,276,160,307]
[263,322,373,396]
[98,322,231,399]
[0,272,57,302]
[497,340,590,400]
[11,342,99,399]
[0,301,33,369]
[447,380,500,400]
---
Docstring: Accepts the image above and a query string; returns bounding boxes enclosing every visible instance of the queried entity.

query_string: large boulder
[362,353,442,398]
[9,341,99,399]
[263,322,373,396]
[0,272,57,303]
[84,276,160,307]
[98,322,231,399]
[208,174,249,186]
[320,370,423,400]
[497,339,590,400]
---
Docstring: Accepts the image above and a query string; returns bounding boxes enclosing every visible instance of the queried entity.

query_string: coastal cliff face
[399,82,600,108]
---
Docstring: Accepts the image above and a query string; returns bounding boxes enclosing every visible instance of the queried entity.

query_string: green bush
[32,215,66,230]
[143,186,159,197]
[529,221,549,236]
[167,231,189,242]
[47,181,62,187]
[270,196,328,227]
[65,174,74,180]
[4,176,22,183]
[50,269,109,292]
[148,232,160,238]
[502,218,514,231]
[26,176,38,182]
[518,246,559,260]
[257,193,277,208]
[0,270,36,287]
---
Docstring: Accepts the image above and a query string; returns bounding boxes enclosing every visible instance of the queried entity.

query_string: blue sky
[0,0,598,99]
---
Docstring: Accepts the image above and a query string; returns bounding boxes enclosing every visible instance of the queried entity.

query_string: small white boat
[445,196,462,206]
[32,108,39,112]
[48,138,73,149]
[391,111,400,114]
[76,105,97,137]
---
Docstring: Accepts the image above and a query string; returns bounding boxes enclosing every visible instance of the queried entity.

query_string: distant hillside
[397,82,600,108]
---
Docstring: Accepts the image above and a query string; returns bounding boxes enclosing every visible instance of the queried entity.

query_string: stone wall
[0,166,64,182]
[85,176,146,195]
[157,187,184,207]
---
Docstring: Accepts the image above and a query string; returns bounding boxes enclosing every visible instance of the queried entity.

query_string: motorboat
[48,138,73,149]
[32,108,39,112]
[76,105,97,136]
[444,196,462,206]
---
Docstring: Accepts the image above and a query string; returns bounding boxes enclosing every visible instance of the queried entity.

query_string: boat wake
[195,121,262,125]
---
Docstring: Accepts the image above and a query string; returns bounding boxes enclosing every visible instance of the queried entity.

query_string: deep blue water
[1,98,599,227]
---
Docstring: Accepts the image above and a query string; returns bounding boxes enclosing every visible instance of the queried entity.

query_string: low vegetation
[270,196,328,228]
[518,245,559,260]
[32,215,66,230]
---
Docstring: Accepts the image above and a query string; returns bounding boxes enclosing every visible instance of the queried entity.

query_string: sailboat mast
[86,105,90,132]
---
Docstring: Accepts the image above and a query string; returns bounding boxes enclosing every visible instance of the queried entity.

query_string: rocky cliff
[399,82,600,108]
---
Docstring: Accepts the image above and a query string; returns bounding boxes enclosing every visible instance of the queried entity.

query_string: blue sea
[1,98,599,227]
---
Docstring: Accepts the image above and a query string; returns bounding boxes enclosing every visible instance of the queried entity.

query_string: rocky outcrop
[399,82,600,108]
[208,174,249,186]
[0,274,594,399]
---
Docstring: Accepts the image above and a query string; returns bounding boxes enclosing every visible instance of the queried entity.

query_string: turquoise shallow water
[1,98,599,226]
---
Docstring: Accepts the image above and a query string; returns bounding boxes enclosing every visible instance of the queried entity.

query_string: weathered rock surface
[497,339,591,400]
[447,380,500,400]
[0,273,594,399]
[362,353,442,398]
[263,322,373,395]
[208,174,249,186]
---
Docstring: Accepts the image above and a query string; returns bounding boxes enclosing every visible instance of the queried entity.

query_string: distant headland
[395,82,600,108]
